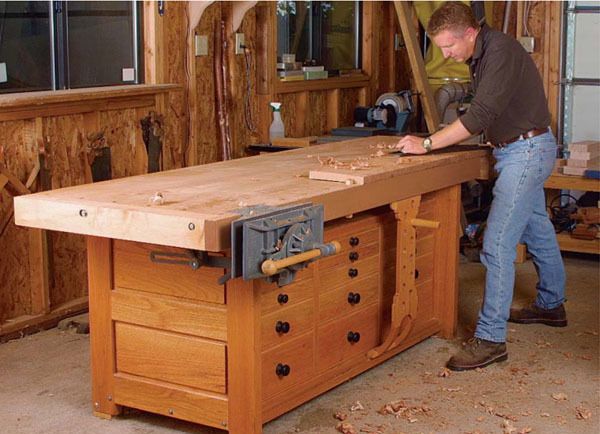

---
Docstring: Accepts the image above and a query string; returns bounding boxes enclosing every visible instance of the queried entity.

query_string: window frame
[0,0,143,94]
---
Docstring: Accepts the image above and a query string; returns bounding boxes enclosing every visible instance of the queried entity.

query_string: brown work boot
[508,303,567,327]
[446,337,508,371]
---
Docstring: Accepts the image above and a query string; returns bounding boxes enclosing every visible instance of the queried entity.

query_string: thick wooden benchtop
[15,136,489,251]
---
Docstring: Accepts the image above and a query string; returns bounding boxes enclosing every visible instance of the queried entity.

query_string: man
[396,2,567,371]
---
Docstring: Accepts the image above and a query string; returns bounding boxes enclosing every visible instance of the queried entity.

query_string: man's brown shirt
[459,24,551,144]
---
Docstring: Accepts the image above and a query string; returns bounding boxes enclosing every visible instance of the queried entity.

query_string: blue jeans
[475,131,566,343]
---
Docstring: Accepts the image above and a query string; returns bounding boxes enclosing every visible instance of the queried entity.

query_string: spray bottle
[269,102,285,143]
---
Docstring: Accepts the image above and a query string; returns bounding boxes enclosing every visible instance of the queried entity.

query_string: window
[277,1,361,73]
[0,1,142,94]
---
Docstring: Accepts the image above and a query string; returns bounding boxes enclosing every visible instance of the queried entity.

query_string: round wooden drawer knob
[349,252,359,261]
[275,363,291,377]
[275,321,290,334]
[348,268,358,278]
[349,237,360,247]
[277,293,289,304]
[347,292,361,305]
[347,331,361,343]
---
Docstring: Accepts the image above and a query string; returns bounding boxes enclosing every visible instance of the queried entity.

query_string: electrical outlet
[122,68,135,82]
[235,33,245,55]
[519,36,535,53]
[0,63,6,83]
[195,34,208,56]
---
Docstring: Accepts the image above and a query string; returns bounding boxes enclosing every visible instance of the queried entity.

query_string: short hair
[427,2,479,37]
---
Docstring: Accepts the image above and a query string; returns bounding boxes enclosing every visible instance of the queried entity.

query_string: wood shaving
[575,405,592,420]
[334,411,348,421]
[350,401,364,411]
[148,192,164,206]
[336,422,358,434]
[369,150,386,158]
[551,392,568,401]
[315,155,375,171]
[438,368,451,378]
[442,387,461,392]
[378,400,431,422]
[502,419,516,434]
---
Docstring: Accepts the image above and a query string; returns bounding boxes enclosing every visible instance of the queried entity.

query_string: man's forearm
[429,118,474,150]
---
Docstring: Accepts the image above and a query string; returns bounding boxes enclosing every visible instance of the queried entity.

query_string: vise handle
[261,241,342,276]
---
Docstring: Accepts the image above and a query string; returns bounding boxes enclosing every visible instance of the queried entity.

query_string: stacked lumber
[563,140,600,176]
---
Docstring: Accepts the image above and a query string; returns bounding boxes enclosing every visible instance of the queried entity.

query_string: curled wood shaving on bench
[317,156,374,170]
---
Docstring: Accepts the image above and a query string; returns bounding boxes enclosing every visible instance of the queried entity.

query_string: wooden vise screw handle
[261,241,342,276]
[411,218,439,229]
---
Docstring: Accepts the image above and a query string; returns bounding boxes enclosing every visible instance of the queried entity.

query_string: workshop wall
[153,1,412,164]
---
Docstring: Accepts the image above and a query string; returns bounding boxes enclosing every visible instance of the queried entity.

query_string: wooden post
[87,236,121,418]
[226,277,262,433]
[433,185,461,338]
[393,1,441,133]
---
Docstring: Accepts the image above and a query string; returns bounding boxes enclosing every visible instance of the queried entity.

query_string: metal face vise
[150,204,339,287]
[231,204,340,286]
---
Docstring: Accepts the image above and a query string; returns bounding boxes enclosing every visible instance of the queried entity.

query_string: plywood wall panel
[306,91,328,136]
[0,120,37,323]
[43,115,87,189]
[99,109,142,179]
[339,89,362,129]
[163,1,187,169]
[47,232,87,308]
[279,93,300,138]
[229,6,259,158]
[196,3,222,164]
[0,224,32,322]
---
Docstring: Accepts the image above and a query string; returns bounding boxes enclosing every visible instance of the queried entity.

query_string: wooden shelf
[555,233,599,254]
[545,173,600,192]
[273,74,370,94]
[545,171,600,255]
[0,84,180,121]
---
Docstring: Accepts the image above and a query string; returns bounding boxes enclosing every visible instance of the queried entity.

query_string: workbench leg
[433,185,461,339]
[226,278,262,434]
[87,236,121,418]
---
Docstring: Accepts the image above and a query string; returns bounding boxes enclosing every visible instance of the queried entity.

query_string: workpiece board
[15,136,488,251]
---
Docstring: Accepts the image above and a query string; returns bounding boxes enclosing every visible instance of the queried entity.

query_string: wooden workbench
[15,136,488,433]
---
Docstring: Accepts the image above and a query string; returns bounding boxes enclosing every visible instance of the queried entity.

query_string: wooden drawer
[318,274,379,322]
[320,254,380,291]
[113,240,225,304]
[415,252,434,283]
[316,303,380,372]
[318,240,379,270]
[259,274,314,316]
[261,299,314,350]
[324,226,379,251]
[262,333,314,399]
[111,288,227,341]
[115,322,226,393]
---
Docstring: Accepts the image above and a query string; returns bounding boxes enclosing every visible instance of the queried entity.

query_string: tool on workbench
[231,203,341,286]
[331,91,413,137]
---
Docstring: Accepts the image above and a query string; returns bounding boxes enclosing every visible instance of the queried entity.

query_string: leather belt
[495,127,549,148]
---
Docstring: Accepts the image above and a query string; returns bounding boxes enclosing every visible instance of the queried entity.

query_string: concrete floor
[1,254,598,434]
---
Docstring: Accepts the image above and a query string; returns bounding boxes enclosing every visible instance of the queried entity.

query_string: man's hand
[395,135,427,155]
